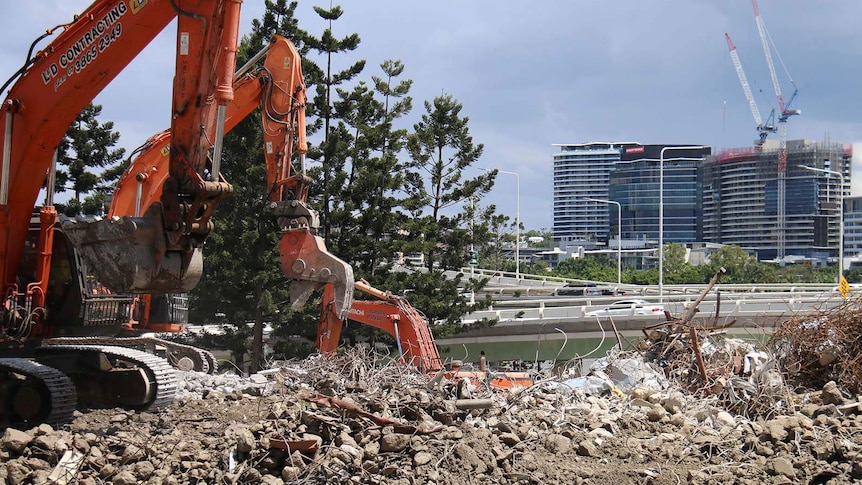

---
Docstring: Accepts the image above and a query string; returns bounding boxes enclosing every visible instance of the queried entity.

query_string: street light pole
[658,146,706,300]
[800,164,845,284]
[587,198,621,285]
[481,168,520,280]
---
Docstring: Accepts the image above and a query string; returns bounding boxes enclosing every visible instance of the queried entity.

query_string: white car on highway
[585,299,665,317]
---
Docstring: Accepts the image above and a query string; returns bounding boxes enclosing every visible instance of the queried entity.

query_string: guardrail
[460,292,844,324]
[452,267,838,296]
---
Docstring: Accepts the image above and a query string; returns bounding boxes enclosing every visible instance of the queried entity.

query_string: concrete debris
[4,288,862,483]
[0,347,856,484]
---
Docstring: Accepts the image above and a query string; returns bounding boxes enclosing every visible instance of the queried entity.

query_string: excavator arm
[259,36,354,319]
[105,35,354,330]
[62,0,242,295]
[317,280,533,390]
[0,0,181,327]
[318,280,442,373]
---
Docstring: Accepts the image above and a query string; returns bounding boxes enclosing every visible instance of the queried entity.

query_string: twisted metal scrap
[772,295,862,396]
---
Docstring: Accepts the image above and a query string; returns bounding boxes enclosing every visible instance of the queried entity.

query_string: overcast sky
[2,1,861,232]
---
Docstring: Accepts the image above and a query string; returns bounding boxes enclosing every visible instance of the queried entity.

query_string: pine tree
[188,3,309,372]
[302,4,365,250]
[331,60,413,278]
[56,103,125,215]
[403,94,493,272]
[376,94,498,333]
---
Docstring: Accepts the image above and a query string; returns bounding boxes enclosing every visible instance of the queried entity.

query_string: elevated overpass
[437,268,848,362]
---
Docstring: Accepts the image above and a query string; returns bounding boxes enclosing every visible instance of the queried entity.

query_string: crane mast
[750,0,800,261]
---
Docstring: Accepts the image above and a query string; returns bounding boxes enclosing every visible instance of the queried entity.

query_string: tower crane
[724,33,776,146]
[751,0,800,260]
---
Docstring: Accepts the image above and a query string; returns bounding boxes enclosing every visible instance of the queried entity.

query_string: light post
[481,168,520,280]
[800,164,844,284]
[586,198,621,285]
[659,146,706,300]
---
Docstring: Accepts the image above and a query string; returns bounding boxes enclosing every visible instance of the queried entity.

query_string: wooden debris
[46,450,85,485]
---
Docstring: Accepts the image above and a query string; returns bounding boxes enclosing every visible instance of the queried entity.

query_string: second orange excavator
[317,280,533,390]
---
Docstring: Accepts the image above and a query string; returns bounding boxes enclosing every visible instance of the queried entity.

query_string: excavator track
[0,358,77,427]
[35,345,177,412]
[45,337,217,374]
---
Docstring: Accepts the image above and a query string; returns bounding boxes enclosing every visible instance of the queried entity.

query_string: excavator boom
[106,35,354,323]
[63,0,241,295]
[318,280,442,373]
[0,0,178,300]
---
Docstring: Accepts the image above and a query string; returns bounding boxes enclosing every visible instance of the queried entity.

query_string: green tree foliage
[555,256,617,282]
[56,103,125,215]
[403,94,493,272]
[346,60,413,278]
[303,4,365,249]
[705,245,775,284]
[661,242,709,284]
[188,4,309,373]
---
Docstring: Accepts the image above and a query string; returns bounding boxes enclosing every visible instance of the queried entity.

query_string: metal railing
[460,291,844,324]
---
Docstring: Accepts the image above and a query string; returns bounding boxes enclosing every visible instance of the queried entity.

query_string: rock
[544,434,571,453]
[380,433,411,452]
[822,381,846,405]
[713,411,736,428]
[2,429,34,454]
[6,462,29,485]
[647,405,667,422]
[261,475,284,485]
[577,439,599,457]
[770,457,795,478]
[112,471,138,485]
[763,420,789,442]
[120,444,145,464]
[363,440,380,458]
[499,432,521,446]
[134,460,156,478]
[235,426,256,453]
[440,426,464,440]
[413,451,434,467]
[454,442,486,473]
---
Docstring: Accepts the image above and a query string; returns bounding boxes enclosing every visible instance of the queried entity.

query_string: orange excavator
[46,35,331,375]
[92,32,526,391]
[317,281,533,390]
[0,0,352,428]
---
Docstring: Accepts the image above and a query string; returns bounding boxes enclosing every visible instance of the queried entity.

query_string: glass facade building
[609,145,710,243]
[552,139,852,262]
[701,140,850,260]
[552,142,639,241]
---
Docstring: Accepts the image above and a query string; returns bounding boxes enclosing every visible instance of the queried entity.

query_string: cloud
[3,0,861,232]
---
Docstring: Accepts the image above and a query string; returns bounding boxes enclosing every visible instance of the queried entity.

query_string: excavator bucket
[279,230,354,320]
[61,204,202,294]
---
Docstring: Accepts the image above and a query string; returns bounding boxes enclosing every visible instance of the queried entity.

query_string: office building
[845,196,862,267]
[608,145,710,243]
[552,142,639,242]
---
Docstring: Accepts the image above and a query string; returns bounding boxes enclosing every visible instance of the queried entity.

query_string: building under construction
[700,139,851,261]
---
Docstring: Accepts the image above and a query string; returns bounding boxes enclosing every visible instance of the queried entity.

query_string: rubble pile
[2,341,862,485]
[637,319,792,419]
[772,298,862,396]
